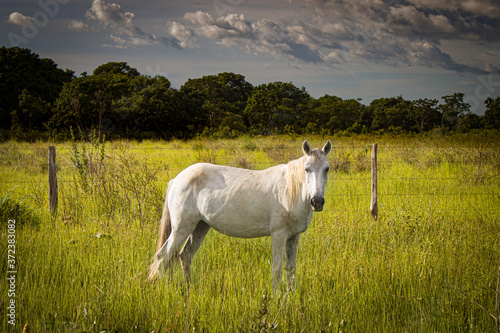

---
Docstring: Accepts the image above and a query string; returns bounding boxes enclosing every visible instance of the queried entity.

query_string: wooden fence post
[370,143,378,220]
[48,146,58,216]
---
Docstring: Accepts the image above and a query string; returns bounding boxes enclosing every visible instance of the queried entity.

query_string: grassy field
[1,134,500,332]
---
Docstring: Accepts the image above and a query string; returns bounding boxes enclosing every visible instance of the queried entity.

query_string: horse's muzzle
[311,196,325,211]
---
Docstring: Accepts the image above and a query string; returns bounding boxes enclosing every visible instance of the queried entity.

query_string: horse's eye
[305,167,311,173]
[325,167,330,173]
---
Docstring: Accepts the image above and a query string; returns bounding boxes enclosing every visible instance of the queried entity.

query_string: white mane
[286,156,306,210]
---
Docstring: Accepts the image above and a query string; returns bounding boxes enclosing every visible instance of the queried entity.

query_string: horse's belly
[210,218,271,238]
[198,191,273,238]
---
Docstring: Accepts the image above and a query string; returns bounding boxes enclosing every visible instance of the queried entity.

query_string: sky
[2,0,500,114]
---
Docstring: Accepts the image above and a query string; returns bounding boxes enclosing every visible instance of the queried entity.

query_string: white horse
[148,140,331,291]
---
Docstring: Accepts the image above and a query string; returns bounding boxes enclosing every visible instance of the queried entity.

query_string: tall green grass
[1,134,499,332]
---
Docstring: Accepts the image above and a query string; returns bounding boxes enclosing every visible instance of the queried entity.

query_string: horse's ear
[322,141,332,155]
[302,140,312,156]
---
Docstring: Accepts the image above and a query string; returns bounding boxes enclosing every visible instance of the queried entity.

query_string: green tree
[369,96,413,132]
[0,47,73,130]
[180,72,253,135]
[93,61,140,78]
[309,95,341,133]
[439,93,470,131]
[121,76,185,138]
[244,82,311,135]
[49,63,137,136]
[13,89,51,131]
[312,95,366,134]
[483,97,500,131]
[411,98,440,134]
[457,113,483,132]
[50,75,108,134]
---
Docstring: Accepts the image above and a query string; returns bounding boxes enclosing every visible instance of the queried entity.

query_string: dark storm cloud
[9,0,495,74]
[163,0,499,74]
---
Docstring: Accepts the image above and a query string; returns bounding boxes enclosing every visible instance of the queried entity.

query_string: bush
[64,133,164,226]
[0,188,41,228]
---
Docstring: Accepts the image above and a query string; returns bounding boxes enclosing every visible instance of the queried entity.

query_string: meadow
[1,134,500,332]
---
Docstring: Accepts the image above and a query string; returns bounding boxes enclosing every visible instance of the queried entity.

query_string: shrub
[0,188,40,228]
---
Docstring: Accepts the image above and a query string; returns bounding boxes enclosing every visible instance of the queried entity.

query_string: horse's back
[172,162,282,194]
[169,163,285,238]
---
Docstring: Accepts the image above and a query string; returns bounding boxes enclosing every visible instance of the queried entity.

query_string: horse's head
[302,140,331,211]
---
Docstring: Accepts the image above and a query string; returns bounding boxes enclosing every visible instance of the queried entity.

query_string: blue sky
[2,0,500,114]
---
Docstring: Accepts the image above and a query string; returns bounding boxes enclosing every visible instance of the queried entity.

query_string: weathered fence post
[48,146,58,216]
[370,143,378,220]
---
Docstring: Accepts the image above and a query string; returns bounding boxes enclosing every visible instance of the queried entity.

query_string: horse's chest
[281,210,313,235]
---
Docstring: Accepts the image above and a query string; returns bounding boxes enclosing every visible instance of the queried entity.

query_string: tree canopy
[244,82,311,135]
[1,47,498,141]
[0,47,73,131]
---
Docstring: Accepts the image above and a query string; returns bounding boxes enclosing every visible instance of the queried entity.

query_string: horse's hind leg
[179,221,211,284]
[155,216,199,276]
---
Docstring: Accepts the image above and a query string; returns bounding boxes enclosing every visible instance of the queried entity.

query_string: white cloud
[389,5,455,38]
[8,12,34,27]
[407,0,500,19]
[170,12,333,65]
[184,11,215,26]
[167,21,196,49]
[64,0,500,75]
[106,34,150,47]
[165,0,499,75]
[86,0,142,36]
[68,20,92,32]
[84,0,182,49]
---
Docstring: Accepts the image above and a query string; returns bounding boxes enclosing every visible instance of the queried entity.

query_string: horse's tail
[148,181,175,281]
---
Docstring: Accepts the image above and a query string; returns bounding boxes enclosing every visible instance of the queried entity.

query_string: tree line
[1,47,499,141]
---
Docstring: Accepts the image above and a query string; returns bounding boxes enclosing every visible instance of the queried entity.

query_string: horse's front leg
[285,234,301,291]
[271,232,287,292]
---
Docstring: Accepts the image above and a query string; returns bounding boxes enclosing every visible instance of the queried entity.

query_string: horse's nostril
[311,197,325,208]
